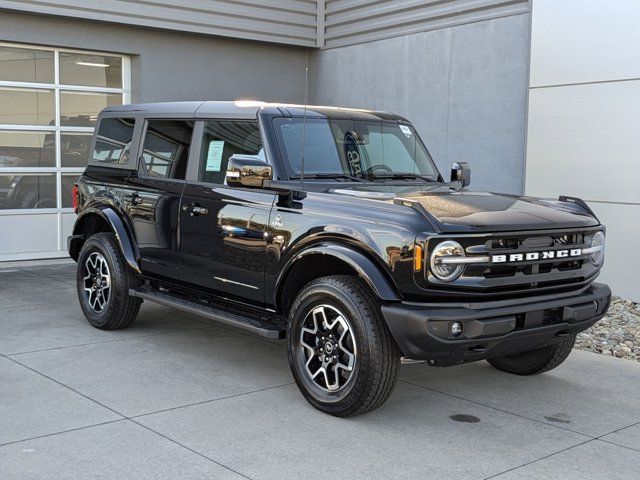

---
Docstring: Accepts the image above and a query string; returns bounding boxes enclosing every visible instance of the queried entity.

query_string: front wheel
[487,334,577,375]
[287,275,400,416]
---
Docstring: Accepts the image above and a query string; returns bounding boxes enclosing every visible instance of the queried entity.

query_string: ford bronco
[68,101,611,416]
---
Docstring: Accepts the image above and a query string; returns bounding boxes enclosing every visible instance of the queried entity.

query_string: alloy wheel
[83,252,111,312]
[299,305,357,392]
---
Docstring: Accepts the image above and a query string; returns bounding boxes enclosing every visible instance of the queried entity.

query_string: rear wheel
[487,334,576,375]
[76,232,142,330]
[287,275,400,416]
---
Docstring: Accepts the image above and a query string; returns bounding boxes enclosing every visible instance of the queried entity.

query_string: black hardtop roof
[102,101,409,122]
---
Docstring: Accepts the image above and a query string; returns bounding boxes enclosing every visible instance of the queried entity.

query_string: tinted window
[197,121,262,184]
[140,120,194,179]
[92,117,135,165]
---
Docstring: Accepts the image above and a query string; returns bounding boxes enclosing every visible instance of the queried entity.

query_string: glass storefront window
[0,46,54,84]
[0,174,56,209]
[0,87,55,126]
[61,133,93,168]
[59,52,123,88]
[0,131,55,168]
[60,91,123,127]
[0,42,129,258]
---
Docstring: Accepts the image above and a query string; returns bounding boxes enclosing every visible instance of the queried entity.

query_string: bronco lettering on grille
[492,249,583,263]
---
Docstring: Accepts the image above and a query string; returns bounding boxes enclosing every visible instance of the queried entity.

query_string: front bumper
[381,282,611,366]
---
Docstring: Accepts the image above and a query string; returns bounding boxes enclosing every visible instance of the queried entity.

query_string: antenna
[300,50,309,187]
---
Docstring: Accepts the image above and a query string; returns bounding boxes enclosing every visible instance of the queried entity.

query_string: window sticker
[205,140,225,171]
[399,125,412,138]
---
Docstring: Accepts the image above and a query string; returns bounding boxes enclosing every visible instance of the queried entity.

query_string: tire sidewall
[76,235,122,327]
[287,281,373,408]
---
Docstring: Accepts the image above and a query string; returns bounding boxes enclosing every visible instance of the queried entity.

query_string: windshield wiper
[290,173,364,182]
[371,173,437,182]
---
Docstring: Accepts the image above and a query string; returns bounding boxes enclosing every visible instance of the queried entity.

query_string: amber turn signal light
[413,243,423,272]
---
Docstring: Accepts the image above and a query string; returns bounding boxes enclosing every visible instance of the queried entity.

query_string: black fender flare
[71,206,141,273]
[276,243,401,304]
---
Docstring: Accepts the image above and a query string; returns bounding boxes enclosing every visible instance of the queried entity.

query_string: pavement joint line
[125,418,256,480]
[131,382,295,420]
[596,437,640,454]
[4,355,260,479]
[399,378,596,439]
[595,418,640,438]
[6,325,219,357]
[5,356,128,420]
[481,438,596,480]
[0,419,127,448]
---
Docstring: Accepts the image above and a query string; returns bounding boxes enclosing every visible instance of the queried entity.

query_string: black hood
[327,184,600,232]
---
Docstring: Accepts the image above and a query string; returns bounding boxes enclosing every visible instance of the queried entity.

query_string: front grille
[423,228,602,297]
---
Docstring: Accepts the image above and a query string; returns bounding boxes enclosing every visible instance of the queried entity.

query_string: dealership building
[0,0,637,300]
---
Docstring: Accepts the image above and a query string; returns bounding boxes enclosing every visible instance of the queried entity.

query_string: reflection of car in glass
[3,175,55,209]
[68,101,611,417]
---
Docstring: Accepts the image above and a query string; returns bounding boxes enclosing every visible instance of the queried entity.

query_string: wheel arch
[275,243,401,314]
[69,206,140,273]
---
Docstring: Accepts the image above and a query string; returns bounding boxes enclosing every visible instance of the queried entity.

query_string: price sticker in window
[205,140,225,172]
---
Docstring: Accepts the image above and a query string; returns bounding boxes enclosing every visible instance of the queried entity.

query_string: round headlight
[590,231,605,267]
[430,240,465,281]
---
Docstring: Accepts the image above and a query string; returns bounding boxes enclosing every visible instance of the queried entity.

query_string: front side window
[273,117,439,180]
[141,120,193,179]
[92,117,135,165]
[197,120,262,184]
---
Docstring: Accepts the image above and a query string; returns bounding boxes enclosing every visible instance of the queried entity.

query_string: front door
[122,118,194,280]
[179,119,275,304]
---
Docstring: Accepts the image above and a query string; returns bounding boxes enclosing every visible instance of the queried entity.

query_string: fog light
[451,322,463,337]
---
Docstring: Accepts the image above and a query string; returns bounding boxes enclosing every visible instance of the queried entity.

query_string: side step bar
[129,287,285,339]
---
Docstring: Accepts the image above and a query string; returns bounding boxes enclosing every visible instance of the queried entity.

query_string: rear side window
[92,117,135,165]
[197,120,262,184]
[140,120,194,180]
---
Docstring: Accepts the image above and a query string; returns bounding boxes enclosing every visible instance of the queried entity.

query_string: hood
[327,184,600,232]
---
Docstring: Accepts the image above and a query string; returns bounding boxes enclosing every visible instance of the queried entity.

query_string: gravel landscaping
[575,298,640,362]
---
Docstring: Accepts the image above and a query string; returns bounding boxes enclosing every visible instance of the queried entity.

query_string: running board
[129,287,285,339]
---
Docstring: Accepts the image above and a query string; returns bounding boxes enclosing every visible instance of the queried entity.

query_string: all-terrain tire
[487,334,577,375]
[287,275,400,416]
[76,232,142,330]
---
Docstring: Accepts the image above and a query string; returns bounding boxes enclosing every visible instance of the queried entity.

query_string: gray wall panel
[0,11,309,103]
[0,0,318,47]
[526,0,640,300]
[311,13,530,194]
[530,0,640,87]
[323,0,529,48]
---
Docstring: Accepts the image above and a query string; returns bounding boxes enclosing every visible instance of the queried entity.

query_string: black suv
[68,101,611,416]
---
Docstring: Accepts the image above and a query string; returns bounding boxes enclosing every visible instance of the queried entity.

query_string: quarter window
[92,117,135,165]
[141,120,194,180]
[197,120,262,184]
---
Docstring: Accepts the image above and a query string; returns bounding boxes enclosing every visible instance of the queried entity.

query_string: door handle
[127,193,143,205]
[183,202,208,217]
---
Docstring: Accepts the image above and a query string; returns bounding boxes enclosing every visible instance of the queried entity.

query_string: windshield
[273,117,439,181]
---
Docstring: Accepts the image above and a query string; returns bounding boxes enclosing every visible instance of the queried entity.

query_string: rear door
[178,119,276,304]
[122,118,195,281]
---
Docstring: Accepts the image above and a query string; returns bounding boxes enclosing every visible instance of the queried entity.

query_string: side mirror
[450,162,471,187]
[226,155,272,188]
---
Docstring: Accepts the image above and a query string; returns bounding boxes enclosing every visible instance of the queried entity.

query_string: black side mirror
[450,162,471,188]
[226,155,272,188]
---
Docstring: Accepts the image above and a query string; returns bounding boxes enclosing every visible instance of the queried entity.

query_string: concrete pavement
[1,260,639,479]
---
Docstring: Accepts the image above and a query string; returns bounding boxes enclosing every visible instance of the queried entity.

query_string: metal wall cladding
[322,0,529,48]
[0,0,319,47]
